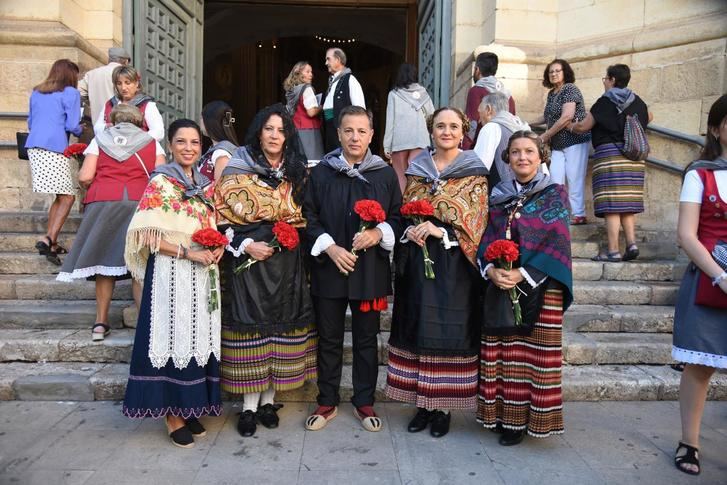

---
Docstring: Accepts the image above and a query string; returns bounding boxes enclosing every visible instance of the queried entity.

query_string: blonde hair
[112,65,143,98]
[109,104,143,126]
[283,61,310,92]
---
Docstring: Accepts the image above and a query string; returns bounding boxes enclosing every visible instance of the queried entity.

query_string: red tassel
[377,297,388,311]
[360,300,371,312]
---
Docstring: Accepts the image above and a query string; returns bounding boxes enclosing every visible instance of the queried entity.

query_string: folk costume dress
[386,150,488,410]
[672,157,727,368]
[303,148,402,408]
[215,146,317,395]
[286,83,324,164]
[476,173,573,437]
[198,140,237,182]
[57,123,159,282]
[589,88,649,217]
[122,162,222,419]
[94,94,165,142]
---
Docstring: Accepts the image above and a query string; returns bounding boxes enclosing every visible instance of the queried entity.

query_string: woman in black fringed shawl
[476,130,573,447]
[215,104,315,438]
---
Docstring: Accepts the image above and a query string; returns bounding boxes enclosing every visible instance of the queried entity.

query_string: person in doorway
[284,61,325,165]
[532,58,591,225]
[477,130,573,447]
[671,94,727,476]
[386,107,488,438]
[473,91,531,189]
[78,47,131,125]
[383,63,434,193]
[198,100,239,181]
[569,64,652,262]
[215,104,316,438]
[56,104,165,340]
[463,52,516,149]
[303,106,401,432]
[25,59,84,266]
[321,47,366,152]
[93,65,165,142]
[122,119,223,449]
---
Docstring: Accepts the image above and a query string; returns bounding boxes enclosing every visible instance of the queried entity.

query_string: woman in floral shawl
[122,119,224,449]
[386,107,488,438]
[215,104,315,438]
[476,130,573,446]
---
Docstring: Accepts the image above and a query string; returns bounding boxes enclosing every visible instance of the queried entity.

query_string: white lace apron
[148,254,221,369]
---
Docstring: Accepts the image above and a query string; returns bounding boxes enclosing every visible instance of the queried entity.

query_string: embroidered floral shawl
[125,173,216,280]
[403,174,488,265]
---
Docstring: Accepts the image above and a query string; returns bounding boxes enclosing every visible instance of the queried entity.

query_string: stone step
[2,362,725,402]
[573,280,679,305]
[0,275,132,300]
[564,304,674,333]
[571,258,686,281]
[0,328,679,367]
[0,232,76,253]
[0,300,130,329]
[0,252,62,274]
[0,211,82,233]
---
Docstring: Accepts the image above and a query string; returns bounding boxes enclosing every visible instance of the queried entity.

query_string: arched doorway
[203,0,417,154]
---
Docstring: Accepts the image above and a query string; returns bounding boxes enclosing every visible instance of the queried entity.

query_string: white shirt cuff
[479,262,494,279]
[376,222,394,251]
[440,228,459,249]
[400,226,415,244]
[311,233,335,257]
[224,228,254,257]
[519,267,547,288]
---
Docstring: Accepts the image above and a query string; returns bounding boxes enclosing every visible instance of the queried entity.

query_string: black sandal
[623,243,640,262]
[591,252,622,262]
[51,240,68,254]
[92,323,111,341]
[35,236,52,255]
[670,363,686,372]
[675,441,700,475]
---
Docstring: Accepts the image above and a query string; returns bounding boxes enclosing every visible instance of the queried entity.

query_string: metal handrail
[0,112,28,119]
[646,123,704,147]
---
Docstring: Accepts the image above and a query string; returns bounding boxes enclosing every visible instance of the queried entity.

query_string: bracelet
[712,271,727,287]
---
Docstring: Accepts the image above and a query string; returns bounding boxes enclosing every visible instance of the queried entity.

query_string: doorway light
[315,35,356,44]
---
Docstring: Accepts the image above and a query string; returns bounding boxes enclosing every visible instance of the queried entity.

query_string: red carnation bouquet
[63,143,88,164]
[485,239,522,325]
[234,221,300,274]
[352,199,386,256]
[401,199,436,280]
[192,228,230,312]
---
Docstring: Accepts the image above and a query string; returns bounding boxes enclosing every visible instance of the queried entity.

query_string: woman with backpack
[383,63,434,193]
[570,64,652,262]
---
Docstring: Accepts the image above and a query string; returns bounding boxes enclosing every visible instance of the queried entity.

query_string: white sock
[242,392,260,412]
[260,387,276,406]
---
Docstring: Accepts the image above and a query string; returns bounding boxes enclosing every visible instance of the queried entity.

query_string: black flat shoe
[623,244,640,262]
[407,407,433,433]
[237,410,257,437]
[499,429,526,446]
[35,236,51,255]
[168,425,194,449]
[257,403,282,429]
[490,422,504,434]
[185,417,206,437]
[429,411,451,438]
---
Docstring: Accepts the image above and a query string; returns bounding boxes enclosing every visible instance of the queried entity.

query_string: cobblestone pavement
[0,400,725,484]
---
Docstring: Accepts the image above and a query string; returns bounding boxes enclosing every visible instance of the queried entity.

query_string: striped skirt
[476,289,564,438]
[385,346,479,410]
[591,143,645,217]
[220,325,317,395]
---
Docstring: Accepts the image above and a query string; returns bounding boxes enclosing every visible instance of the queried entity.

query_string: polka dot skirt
[27,148,76,195]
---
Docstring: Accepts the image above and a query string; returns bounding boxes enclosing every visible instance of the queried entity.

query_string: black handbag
[482,279,548,336]
[16,132,29,160]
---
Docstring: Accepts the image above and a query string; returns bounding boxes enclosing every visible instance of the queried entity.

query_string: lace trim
[672,346,727,369]
[122,403,222,420]
[148,254,221,370]
[56,265,128,282]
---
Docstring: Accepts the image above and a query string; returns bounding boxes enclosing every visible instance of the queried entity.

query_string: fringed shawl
[403,174,488,266]
[476,183,574,310]
[125,174,216,280]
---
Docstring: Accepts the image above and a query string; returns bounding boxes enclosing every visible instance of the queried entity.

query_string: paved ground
[0,400,725,485]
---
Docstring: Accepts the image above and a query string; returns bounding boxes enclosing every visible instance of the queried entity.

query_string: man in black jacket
[303,106,401,432]
[321,48,366,152]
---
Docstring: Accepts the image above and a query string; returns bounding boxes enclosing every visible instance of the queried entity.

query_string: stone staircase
[0,207,726,402]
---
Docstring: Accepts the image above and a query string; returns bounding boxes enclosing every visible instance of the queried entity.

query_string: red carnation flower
[354,200,386,223]
[272,221,300,251]
[63,143,88,158]
[192,228,229,249]
[401,200,435,218]
[485,239,520,263]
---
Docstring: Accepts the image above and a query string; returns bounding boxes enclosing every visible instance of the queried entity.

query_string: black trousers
[323,119,341,153]
[313,296,380,408]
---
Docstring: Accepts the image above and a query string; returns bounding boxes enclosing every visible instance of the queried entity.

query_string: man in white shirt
[78,48,131,126]
[321,47,366,152]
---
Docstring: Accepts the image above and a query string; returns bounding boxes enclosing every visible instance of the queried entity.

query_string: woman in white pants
[532,59,591,225]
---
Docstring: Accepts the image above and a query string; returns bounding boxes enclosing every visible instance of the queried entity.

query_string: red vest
[103,99,150,132]
[696,169,727,252]
[293,96,322,130]
[83,140,156,204]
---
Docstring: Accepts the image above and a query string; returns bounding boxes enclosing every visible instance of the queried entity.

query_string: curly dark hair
[501,130,551,167]
[244,103,307,205]
[426,107,471,136]
[542,59,576,89]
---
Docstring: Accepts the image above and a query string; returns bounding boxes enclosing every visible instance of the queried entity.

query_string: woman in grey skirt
[57,104,166,341]
[671,94,727,476]
[284,61,324,165]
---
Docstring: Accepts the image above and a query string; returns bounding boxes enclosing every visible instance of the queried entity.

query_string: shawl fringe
[125,228,191,280]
